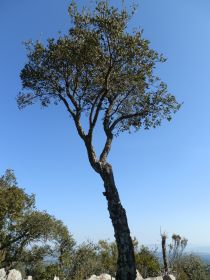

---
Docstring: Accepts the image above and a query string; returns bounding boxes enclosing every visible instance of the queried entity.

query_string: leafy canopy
[18,0,180,164]
[0,170,75,273]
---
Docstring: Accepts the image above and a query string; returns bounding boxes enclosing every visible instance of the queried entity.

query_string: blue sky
[1,0,210,248]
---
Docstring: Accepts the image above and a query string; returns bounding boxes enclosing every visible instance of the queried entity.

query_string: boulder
[144,277,163,280]
[7,270,22,280]
[144,275,175,280]
[0,269,6,280]
[166,276,176,280]
[86,271,143,280]
[136,270,143,280]
[87,274,114,280]
[88,273,115,280]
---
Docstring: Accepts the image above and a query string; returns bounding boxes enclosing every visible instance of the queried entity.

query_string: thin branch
[110,109,148,131]
[109,88,134,119]
[65,80,80,111]
[57,94,86,142]
[89,63,113,133]
[88,29,114,134]
[57,94,75,118]
[89,88,105,129]
[91,89,108,128]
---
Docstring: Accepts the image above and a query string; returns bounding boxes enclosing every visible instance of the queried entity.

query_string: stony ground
[0,268,176,280]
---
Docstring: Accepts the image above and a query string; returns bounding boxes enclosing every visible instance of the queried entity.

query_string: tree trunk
[100,163,136,280]
[161,234,169,275]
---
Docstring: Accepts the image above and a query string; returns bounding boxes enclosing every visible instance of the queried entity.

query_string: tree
[70,241,101,280]
[97,239,118,277]
[161,233,169,276]
[168,234,188,267]
[0,169,75,277]
[135,246,161,278]
[173,254,210,280]
[17,1,180,279]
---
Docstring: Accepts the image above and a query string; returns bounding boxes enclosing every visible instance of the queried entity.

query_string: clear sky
[1,0,210,249]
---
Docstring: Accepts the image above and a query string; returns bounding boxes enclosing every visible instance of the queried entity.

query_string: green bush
[135,246,161,278]
[172,254,210,280]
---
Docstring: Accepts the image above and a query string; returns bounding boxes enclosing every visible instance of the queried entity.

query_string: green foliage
[68,241,100,280]
[97,240,117,276]
[0,169,75,279]
[67,239,161,279]
[18,0,180,138]
[173,254,210,280]
[135,246,161,278]
[168,234,188,267]
[41,264,62,280]
[160,233,210,280]
[0,169,35,225]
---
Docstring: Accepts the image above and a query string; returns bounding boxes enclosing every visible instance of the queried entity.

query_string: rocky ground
[0,268,176,280]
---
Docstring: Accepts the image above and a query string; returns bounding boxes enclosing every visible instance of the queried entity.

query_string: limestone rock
[167,276,176,280]
[87,274,114,280]
[53,277,59,280]
[0,269,6,280]
[7,269,22,280]
[86,271,143,280]
[86,275,97,280]
[144,275,175,280]
[136,270,143,280]
[27,276,32,280]
[144,277,163,280]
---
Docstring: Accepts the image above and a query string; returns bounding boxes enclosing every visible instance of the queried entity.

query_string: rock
[99,275,114,280]
[167,276,176,280]
[136,270,143,280]
[86,275,97,280]
[0,267,175,280]
[144,275,176,280]
[144,277,162,280]
[7,269,22,280]
[0,269,6,280]
[86,271,143,280]
[86,274,115,280]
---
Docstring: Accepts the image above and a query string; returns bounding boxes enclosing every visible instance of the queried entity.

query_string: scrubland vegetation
[0,170,209,280]
[1,0,209,279]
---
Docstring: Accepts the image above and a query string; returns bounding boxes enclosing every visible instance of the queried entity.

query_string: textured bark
[100,163,136,280]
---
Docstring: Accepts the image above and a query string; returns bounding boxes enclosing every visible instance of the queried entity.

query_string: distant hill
[155,251,210,265]
[146,244,210,264]
[195,252,210,264]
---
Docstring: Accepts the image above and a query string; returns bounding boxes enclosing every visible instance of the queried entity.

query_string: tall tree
[17,1,180,279]
[0,170,75,275]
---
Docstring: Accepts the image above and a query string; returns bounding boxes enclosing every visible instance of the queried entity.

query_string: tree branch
[84,136,101,173]
[99,134,113,163]
[109,88,134,120]
[88,43,113,136]
[58,94,87,142]
[89,88,106,131]
[58,94,100,172]
[0,230,29,251]
[65,80,80,111]
[110,109,148,131]
[99,98,115,163]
